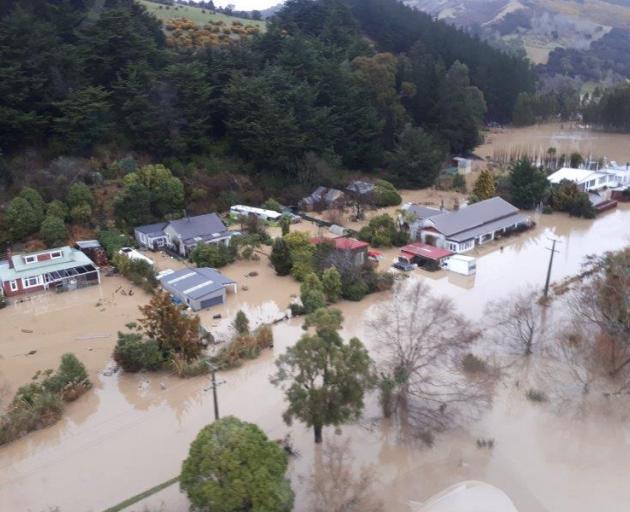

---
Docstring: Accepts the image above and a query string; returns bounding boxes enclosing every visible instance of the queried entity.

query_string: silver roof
[159,267,234,301]
[428,197,521,238]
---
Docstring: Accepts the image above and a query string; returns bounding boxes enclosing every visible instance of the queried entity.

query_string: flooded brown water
[1,206,630,512]
[477,123,630,163]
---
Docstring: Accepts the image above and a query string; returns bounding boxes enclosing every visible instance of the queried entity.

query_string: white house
[403,197,532,253]
[547,167,620,191]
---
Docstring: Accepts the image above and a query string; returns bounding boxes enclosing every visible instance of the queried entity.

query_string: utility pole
[205,362,225,421]
[543,237,560,298]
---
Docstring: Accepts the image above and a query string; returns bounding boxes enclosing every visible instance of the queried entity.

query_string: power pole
[206,362,225,421]
[543,238,560,298]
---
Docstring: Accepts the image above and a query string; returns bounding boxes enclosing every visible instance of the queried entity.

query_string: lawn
[137,0,267,30]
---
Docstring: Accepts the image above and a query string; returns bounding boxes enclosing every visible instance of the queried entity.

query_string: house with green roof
[0,246,100,297]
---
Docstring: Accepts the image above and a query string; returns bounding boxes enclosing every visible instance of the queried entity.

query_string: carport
[400,243,453,271]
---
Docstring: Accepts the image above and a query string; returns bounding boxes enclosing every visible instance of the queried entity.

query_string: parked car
[392,256,417,272]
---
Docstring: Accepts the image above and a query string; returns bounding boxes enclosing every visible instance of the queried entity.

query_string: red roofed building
[311,236,369,268]
[401,242,453,270]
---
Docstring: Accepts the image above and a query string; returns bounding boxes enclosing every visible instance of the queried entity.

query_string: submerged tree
[307,438,383,512]
[181,416,294,512]
[272,308,372,443]
[485,287,546,358]
[138,291,202,362]
[367,281,492,438]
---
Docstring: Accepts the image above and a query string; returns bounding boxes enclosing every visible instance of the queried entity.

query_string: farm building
[159,267,237,311]
[135,213,234,257]
[403,197,532,253]
[0,246,100,297]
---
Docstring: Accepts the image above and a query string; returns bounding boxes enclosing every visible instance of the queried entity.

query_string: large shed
[159,267,236,311]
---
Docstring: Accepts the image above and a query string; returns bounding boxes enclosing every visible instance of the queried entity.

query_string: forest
[0,0,536,241]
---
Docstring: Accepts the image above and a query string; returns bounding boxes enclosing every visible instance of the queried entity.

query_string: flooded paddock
[1,206,629,512]
[477,123,630,163]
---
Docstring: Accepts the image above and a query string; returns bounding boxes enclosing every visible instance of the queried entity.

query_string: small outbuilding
[159,267,237,311]
[400,243,453,271]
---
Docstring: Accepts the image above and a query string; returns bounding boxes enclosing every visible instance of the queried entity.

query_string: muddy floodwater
[1,206,630,512]
[477,123,630,163]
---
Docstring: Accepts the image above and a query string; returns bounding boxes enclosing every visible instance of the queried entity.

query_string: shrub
[40,215,68,247]
[262,197,283,212]
[70,203,92,225]
[322,267,342,303]
[47,200,68,220]
[112,253,157,292]
[526,389,547,402]
[170,354,209,378]
[0,354,91,446]
[342,277,369,301]
[113,332,164,372]
[97,229,132,259]
[373,179,402,207]
[270,238,292,276]
[462,353,488,374]
[233,310,250,335]
[301,273,326,313]
[191,242,235,268]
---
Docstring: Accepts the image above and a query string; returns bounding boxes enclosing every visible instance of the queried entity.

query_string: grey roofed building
[135,222,169,237]
[135,213,232,256]
[159,267,236,311]
[429,197,526,239]
[406,204,443,220]
[408,197,532,253]
[346,180,375,196]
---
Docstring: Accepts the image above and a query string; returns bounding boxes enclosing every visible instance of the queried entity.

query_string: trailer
[444,255,476,275]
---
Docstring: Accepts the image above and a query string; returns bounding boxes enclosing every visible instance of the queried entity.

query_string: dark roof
[167,214,228,244]
[428,197,522,238]
[407,205,443,220]
[135,222,169,236]
[159,267,234,301]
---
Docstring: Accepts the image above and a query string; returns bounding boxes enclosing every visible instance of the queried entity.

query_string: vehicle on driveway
[392,256,417,272]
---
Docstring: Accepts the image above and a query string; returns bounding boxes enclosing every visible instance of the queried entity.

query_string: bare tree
[307,438,383,512]
[485,287,546,358]
[367,280,493,437]
[568,249,630,380]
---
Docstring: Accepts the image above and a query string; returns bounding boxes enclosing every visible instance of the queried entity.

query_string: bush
[0,354,91,446]
[47,200,68,220]
[342,277,369,301]
[462,353,488,374]
[70,203,92,225]
[181,417,294,512]
[40,215,68,247]
[97,229,132,259]
[270,238,292,276]
[170,354,209,378]
[322,267,342,303]
[526,389,547,402]
[262,197,283,212]
[112,253,157,292]
[233,310,250,335]
[113,332,164,372]
[373,179,402,207]
[191,242,235,268]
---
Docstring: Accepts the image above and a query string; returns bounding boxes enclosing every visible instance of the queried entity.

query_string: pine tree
[471,170,496,203]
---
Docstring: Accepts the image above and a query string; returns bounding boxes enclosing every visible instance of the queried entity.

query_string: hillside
[405,0,630,64]
[137,0,265,47]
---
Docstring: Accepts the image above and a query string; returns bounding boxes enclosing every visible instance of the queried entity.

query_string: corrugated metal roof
[134,222,169,235]
[168,214,228,244]
[428,197,521,237]
[0,248,96,282]
[159,267,234,301]
[406,204,443,220]
[401,243,453,261]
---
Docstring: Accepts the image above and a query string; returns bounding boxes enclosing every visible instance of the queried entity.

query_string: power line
[543,236,561,299]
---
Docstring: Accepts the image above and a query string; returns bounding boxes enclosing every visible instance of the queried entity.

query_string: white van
[119,247,154,266]
[444,255,476,275]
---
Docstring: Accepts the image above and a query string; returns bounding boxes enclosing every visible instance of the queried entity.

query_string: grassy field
[137,0,267,30]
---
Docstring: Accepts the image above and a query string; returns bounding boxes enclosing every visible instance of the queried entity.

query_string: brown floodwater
[477,123,630,163]
[1,206,630,512]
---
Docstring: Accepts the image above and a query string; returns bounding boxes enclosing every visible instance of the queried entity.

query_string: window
[50,251,62,259]
[24,255,37,264]
[448,242,458,252]
[23,276,41,288]
[9,280,18,292]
